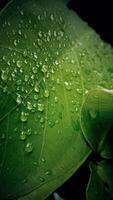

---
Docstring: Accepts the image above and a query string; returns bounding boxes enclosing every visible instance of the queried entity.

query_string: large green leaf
[0,0,113,199]
[86,161,113,200]
[81,89,113,158]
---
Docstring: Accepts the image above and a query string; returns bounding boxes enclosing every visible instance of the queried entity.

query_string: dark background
[0,0,113,199]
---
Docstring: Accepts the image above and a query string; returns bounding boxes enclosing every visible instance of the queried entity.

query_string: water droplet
[23,49,27,58]
[16,94,22,104]
[16,60,22,68]
[44,90,49,98]
[45,170,52,175]
[39,177,45,182]
[34,94,39,100]
[64,81,72,91]
[56,78,60,84]
[41,65,47,73]
[54,96,58,103]
[25,142,33,153]
[89,109,97,119]
[18,29,22,35]
[21,112,28,122]
[20,131,26,140]
[27,102,32,110]
[32,67,37,74]
[24,75,29,82]
[50,14,54,21]
[3,86,8,93]
[49,121,55,127]
[38,15,41,20]
[40,117,44,123]
[41,157,46,163]
[34,82,39,93]
[1,133,6,139]
[38,103,44,112]
[16,79,22,85]
[26,128,31,136]
[20,10,24,16]
[1,70,8,81]
[14,39,18,46]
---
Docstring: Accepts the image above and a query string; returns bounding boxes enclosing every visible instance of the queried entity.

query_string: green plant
[0,0,113,199]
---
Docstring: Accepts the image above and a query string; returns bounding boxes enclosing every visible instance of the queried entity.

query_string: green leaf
[86,161,113,200]
[0,0,113,199]
[81,89,113,158]
[54,192,64,200]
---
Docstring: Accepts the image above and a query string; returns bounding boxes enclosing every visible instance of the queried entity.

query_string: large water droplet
[25,142,33,153]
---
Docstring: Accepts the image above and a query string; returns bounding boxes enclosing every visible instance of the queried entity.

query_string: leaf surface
[81,89,113,158]
[0,0,113,199]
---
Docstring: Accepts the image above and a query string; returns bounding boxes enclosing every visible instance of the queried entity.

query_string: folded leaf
[81,89,113,158]
[86,161,113,200]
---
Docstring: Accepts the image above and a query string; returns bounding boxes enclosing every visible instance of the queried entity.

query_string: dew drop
[14,39,18,46]
[38,103,44,112]
[23,49,27,58]
[45,170,52,175]
[20,131,26,141]
[1,70,8,81]
[34,94,39,100]
[64,81,72,91]
[20,10,24,16]
[16,94,22,104]
[41,65,47,73]
[34,83,39,93]
[27,102,32,110]
[44,90,49,98]
[39,177,45,182]
[3,86,8,93]
[26,128,31,136]
[32,67,37,74]
[25,142,33,153]
[18,29,22,35]
[50,14,54,21]
[21,112,28,122]
[1,133,6,139]
[24,75,29,82]
[40,117,44,123]
[41,157,46,163]
[54,96,58,103]
[16,60,22,68]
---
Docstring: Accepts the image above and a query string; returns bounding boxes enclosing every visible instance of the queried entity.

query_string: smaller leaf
[86,160,113,200]
[54,192,64,200]
[81,89,113,158]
